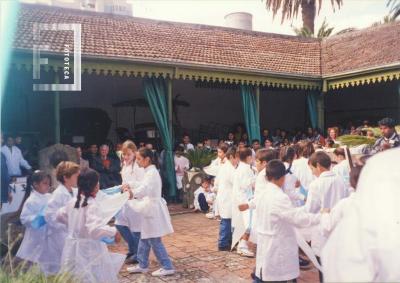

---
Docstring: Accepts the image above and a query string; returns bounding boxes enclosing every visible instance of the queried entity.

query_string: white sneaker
[151,268,175,276]
[127,264,149,273]
[205,212,214,219]
[237,247,255,258]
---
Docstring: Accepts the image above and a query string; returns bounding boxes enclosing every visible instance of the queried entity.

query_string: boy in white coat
[16,171,52,274]
[254,160,320,283]
[232,147,256,257]
[125,148,175,277]
[214,147,238,251]
[44,161,80,274]
[304,151,348,282]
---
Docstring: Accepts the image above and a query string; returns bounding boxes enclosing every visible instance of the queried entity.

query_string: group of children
[16,141,176,282]
[202,140,361,282]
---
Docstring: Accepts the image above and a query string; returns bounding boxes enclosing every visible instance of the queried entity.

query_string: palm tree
[388,0,400,20]
[265,0,342,34]
[293,18,334,38]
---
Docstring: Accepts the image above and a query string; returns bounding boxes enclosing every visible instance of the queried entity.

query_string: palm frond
[387,0,400,19]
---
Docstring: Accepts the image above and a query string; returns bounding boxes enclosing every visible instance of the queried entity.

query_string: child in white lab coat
[291,142,315,197]
[214,146,238,251]
[279,146,304,207]
[320,164,363,235]
[44,161,80,274]
[332,147,351,191]
[56,168,129,283]
[254,160,320,283]
[232,147,256,257]
[304,151,348,282]
[115,140,145,265]
[126,148,175,277]
[238,149,278,243]
[16,171,52,273]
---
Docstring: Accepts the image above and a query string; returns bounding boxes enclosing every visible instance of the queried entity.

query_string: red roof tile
[13,4,400,78]
[321,21,400,75]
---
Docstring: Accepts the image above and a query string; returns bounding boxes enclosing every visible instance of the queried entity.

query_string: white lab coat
[320,192,355,237]
[248,167,268,243]
[291,157,314,191]
[127,165,173,239]
[16,190,52,272]
[115,161,144,232]
[44,184,78,274]
[214,161,235,219]
[283,162,304,207]
[255,182,320,281]
[56,193,128,283]
[232,161,256,230]
[322,148,400,282]
[303,171,348,256]
[332,159,351,189]
[1,145,31,176]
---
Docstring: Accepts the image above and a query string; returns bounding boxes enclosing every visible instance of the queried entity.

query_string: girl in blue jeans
[125,148,175,277]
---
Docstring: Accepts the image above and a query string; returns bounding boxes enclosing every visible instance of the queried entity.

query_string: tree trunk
[301,0,316,34]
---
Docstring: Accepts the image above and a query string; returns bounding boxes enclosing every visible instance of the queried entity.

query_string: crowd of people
[4,116,400,283]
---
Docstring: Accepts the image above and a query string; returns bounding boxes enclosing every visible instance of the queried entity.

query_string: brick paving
[111,212,319,283]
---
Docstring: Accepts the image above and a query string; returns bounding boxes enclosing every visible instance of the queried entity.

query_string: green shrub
[184,149,216,170]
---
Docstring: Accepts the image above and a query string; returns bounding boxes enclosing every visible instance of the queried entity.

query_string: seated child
[193,177,215,214]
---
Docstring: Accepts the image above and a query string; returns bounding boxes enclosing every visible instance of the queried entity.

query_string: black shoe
[125,253,134,260]
[299,257,312,270]
[218,246,231,251]
[125,257,139,265]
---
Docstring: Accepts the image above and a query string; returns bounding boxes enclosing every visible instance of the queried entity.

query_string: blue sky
[128,0,391,35]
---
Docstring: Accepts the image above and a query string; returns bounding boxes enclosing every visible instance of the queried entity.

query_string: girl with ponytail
[56,168,131,283]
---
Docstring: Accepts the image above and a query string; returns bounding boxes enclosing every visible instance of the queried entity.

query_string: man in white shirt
[1,135,31,177]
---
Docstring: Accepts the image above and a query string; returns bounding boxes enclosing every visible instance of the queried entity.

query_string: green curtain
[142,77,176,198]
[0,1,19,104]
[240,85,260,143]
[306,93,318,129]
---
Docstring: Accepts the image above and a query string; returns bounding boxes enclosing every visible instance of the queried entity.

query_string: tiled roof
[322,21,400,75]
[13,4,400,78]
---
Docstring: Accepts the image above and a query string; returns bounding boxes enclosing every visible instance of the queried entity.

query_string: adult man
[92,144,121,189]
[85,143,98,168]
[1,135,31,177]
[371,117,399,153]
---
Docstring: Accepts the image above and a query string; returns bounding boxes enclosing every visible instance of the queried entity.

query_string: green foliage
[363,126,400,137]
[184,149,216,170]
[0,227,77,283]
[293,19,334,38]
[388,0,400,20]
[337,135,376,147]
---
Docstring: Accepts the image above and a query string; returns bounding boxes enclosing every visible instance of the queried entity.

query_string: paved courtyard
[111,209,319,283]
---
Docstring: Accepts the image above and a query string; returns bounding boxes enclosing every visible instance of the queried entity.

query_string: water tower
[224,12,253,31]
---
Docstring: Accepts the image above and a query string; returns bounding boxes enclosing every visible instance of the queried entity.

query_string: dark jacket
[1,153,10,203]
[92,155,122,189]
